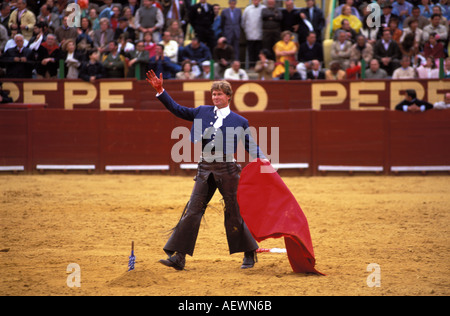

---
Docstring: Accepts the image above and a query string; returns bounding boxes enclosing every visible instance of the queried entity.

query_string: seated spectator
[392,0,413,29]
[360,4,379,46]
[1,34,33,78]
[272,30,297,78]
[167,19,185,60]
[117,33,135,56]
[374,28,402,76]
[331,30,352,70]
[325,61,346,80]
[200,60,219,80]
[400,19,423,47]
[423,32,445,60]
[4,29,29,52]
[27,21,47,52]
[332,4,362,34]
[388,18,403,43]
[149,43,181,79]
[180,37,212,71]
[418,0,434,19]
[224,60,249,80]
[93,17,115,56]
[77,17,94,52]
[395,89,433,112]
[127,40,149,79]
[35,33,60,78]
[423,13,448,43]
[54,15,78,47]
[213,36,234,79]
[114,16,136,43]
[0,82,13,103]
[392,55,416,79]
[399,33,419,60]
[176,59,196,79]
[333,18,357,43]
[255,49,275,80]
[142,31,157,58]
[404,6,430,30]
[334,0,361,20]
[365,58,388,79]
[297,31,323,64]
[8,0,36,41]
[306,59,325,80]
[102,40,126,78]
[416,56,440,78]
[37,3,60,30]
[346,59,361,79]
[62,39,84,79]
[350,34,373,65]
[433,92,450,109]
[159,31,178,63]
[88,7,101,31]
[380,3,400,30]
[79,48,105,83]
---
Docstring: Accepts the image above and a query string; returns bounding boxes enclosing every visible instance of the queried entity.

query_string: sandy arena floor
[0,173,449,296]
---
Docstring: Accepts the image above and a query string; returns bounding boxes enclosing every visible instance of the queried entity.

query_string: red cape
[237,159,323,275]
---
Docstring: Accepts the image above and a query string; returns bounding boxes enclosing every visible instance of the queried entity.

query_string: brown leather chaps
[163,160,258,257]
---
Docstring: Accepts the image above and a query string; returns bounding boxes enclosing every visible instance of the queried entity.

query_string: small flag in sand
[128,241,135,271]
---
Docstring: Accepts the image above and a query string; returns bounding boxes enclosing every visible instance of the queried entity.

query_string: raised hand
[146,70,164,94]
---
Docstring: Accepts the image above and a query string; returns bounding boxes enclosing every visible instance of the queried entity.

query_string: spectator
[360,4,379,46]
[213,36,234,78]
[392,0,413,29]
[416,56,440,78]
[127,40,150,79]
[110,5,121,32]
[272,30,298,78]
[117,33,135,55]
[306,59,325,80]
[364,58,388,79]
[200,60,218,79]
[1,34,33,78]
[54,15,78,47]
[62,39,84,79]
[418,0,434,19]
[423,13,448,43]
[221,0,241,61]
[212,4,222,44]
[333,18,357,43]
[0,82,13,103]
[332,4,362,34]
[37,4,60,30]
[166,19,184,50]
[79,49,105,83]
[334,0,361,20]
[176,59,196,79]
[27,21,47,52]
[373,28,402,76]
[423,32,445,60]
[400,18,424,47]
[350,34,373,65]
[433,92,450,109]
[299,0,325,43]
[325,60,346,80]
[395,89,433,112]
[8,0,36,41]
[88,7,101,31]
[432,5,448,28]
[331,30,352,70]
[261,0,283,54]
[188,0,215,52]
[122,6,136,30]
[35,33,60,78]
[115,16,136,43]
[404,6,430,30]
[148,43,181,79]
[3,28,29,52]
[380,3,399,30]
[255,48,275,80]
[392,55,416,79]
[0,3,11,35]
[159,30,178,63]
[443,57,450,77]
[161,0,187,32]
[180,37,211,71]
[135,0,164,43]
[346,60,361,79]
[241,0,266,68]
[281,0,299,37]
[297,31,323,63]
[102,40,126,78]
[143,31,157,58]
[224,60,249,80]
[399,33,419,60]
[93,17,114,56]
[388,18,403,44]
[76,17,94,52]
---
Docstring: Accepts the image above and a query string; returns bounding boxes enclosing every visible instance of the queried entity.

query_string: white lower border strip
[319,165,384,172]
[105,165,169,171]
[391,166,450,172]
[36,164,96,170]
[0,166,25,171]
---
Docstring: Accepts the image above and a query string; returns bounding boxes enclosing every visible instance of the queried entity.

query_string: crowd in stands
[1,0,450,82]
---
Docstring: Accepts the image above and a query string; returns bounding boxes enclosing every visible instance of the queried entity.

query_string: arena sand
[0,173,449,296]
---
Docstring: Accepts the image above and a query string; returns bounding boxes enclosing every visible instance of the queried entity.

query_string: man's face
[212,89,230,109]
[15,36,24,48]
[432,15,440,26]
[370,60,379,72]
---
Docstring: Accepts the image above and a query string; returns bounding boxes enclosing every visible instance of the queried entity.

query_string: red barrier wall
[1,108,449,175]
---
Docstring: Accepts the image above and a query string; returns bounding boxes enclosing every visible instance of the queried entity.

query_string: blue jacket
[158,90,265,159]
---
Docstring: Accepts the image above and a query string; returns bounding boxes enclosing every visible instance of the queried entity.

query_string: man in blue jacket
[146,70,265,270]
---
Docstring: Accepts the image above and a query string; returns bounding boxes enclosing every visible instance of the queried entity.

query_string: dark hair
[406,89,416,99]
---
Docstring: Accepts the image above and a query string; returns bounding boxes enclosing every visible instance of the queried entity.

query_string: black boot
[241,251,257,269]
[159,252,186,270]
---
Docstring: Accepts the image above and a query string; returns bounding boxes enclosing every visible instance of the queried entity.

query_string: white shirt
[224,68,249,80]
[213,105,230,129]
